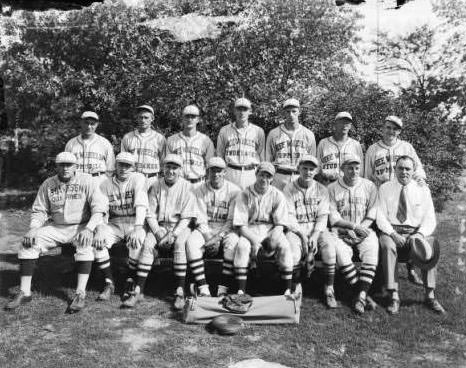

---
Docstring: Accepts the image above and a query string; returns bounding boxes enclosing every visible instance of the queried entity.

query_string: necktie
[396,185,407,223]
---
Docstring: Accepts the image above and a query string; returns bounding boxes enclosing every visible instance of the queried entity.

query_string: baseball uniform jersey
[120,129,166,176]
[65,134,115,175]
[317,137,364,179]
[166,132,215,180]
[364,139,426,186]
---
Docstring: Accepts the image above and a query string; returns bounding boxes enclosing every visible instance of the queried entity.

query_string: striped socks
[340,263,358,287]
[358,263,377,293]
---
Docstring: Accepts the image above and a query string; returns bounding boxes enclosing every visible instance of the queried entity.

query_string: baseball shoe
[365,295,378,311]
[353,297,366,315]
[67,291,86,314]
[217,285,228,297]
[408,269,423,286]
[121,279,135,302]
[386,298,400,315]
[173,291,185,311]
[5,291,32,311]
[198,285,211,297]
[425,298,446,314]
[97,282,115,301]
[121,291,143,309]
[325,291,338,309]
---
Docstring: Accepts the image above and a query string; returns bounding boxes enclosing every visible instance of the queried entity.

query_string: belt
[145,172,159,178]
[276,167,298,175]
[187,177,205,184]
[393,225,418,235]
[227,163,257,171]
[91,172,106,177]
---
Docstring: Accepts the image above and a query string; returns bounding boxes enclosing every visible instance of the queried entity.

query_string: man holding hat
[121,105,166,186]
[124,154,197,309]
[217,98,265,189]
[91,152,149,304]
[316,111,363,186]
[232,162,294,295]
[283,155,338,308]
[377,155,445,314]
[166,105,215,186]
[266,98,316,190]
[185,157,241,297]
[65,111,115,183]
[328,155,379,314]
[5,152,108,313]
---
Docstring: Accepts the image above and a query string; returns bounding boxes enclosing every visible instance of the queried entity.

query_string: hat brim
[257,168,275,176]
[409,237,440,271]
[117,160,135,165]
[208,165,226,170]
[56,160,77,164]
[299,159,319,167]
[164,160,182,167]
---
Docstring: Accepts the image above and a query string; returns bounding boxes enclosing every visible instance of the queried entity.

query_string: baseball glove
[208,314,243,335]
[221,294,253,314]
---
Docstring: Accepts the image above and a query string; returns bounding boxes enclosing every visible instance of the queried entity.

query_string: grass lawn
[1,193,466,368]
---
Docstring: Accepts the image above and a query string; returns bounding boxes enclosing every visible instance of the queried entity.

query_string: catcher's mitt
[221,294,253,314]
[208,314,243,335]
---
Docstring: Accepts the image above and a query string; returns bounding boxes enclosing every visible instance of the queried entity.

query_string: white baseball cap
[81,111,99,121]
[385,115,403,128]
[340,155,361,167]
[163,154,183,167]
[207,157,227,170]
[136,105,154,115]
[335,111,353,122]
[116,152,136,165]
[298,155,319,167]
[234,98,252,109]
[283,98,300,109]
[182,105,200,116]
[56,152,77,164]
[256,162,275,176]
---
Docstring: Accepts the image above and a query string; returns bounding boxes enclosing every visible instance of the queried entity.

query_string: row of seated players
[5,149,445,316]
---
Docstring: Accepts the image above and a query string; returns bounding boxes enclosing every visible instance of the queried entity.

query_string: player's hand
[390,232,406,248]
[127,226,146,249]
[154,228,167,242]
[308,233,320,256]
[22,228,39,248]
[76,228,94,248]
[354,225,370,238]
[92,227,107,250]
[159,231,175,248]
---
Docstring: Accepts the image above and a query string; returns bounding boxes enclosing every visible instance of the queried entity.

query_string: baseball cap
[55,152,77,164]
[116,152,136,165]
[298,155,319,167]
[335,111,353,122]
[136,105,154,115]
[340,155,361,167]
[182,105,200,116]
[163,154,183,167]
[256,162,275,176]
[283,98,300,109]
[385,115,403,129]
[207,157,226,170]
[234,98,252,109]
[81,111,99,121]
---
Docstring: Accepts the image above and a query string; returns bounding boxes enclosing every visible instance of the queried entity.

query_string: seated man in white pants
[92,152,148,304]
[328,155,379,314]
[232,162,293,295]
[377,155,445,314]
[186,157,241,297]
[283,155,337,308]
[122,154,197,310]
[5,152,107,313]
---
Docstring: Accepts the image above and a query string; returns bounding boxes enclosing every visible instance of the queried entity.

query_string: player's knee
[379,234,396,252]
[74,247,94,262]
[236,237,251,256]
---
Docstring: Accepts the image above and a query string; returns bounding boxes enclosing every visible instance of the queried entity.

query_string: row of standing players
[4,97,445,316]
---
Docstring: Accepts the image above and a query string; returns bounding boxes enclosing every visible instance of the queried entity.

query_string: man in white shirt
[377,155,445,315]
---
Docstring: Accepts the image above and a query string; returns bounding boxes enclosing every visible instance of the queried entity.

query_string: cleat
[353,297,366,315]
[5,291,32,311]
[121,291,143,309]
[325,291,338,309]
[121,279,135,301]
[198,288,211,297]
[97,282,115,301]
[425,298,446,314]
[284,288,292,296]
[386,298,400,315]
[173,294,185,310]
[365,295,378,311]
[217,285,228,297]
[67,291,86,314]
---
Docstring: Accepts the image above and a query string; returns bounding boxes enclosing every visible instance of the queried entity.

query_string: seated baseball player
[5,152,107,313]
[92,152,148,303]
[121,154,197,309]
[377,156,445,314]
[283,155,338,308]
[186,157,241,297]
[232,162,294,295]
[328,155,379,314]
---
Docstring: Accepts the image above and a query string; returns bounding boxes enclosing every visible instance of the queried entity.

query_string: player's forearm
[314,215,328,233]
[333,219,356,230]
[173,218,190,237]
[376,215,395,236]
[360,218,374,228]
[85,212,104,232]
[134,206,146,226]
[146,217,161,234]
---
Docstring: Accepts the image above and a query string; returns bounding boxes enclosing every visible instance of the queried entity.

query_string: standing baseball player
[121,154,197,309]
[92,152,148,304]
[316,112,363,186]
[217,98,265,189]
[65,111,115,183]
[266,98,316,190]
[365,115,426,285]
[185,157,241,297]
[120,105,166,186]
[165,105,215,186]
[232,162,293,295]
[328,155,379,314]
[283,155,338,308]
[377,156,445,314]
[5,152,107,313]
